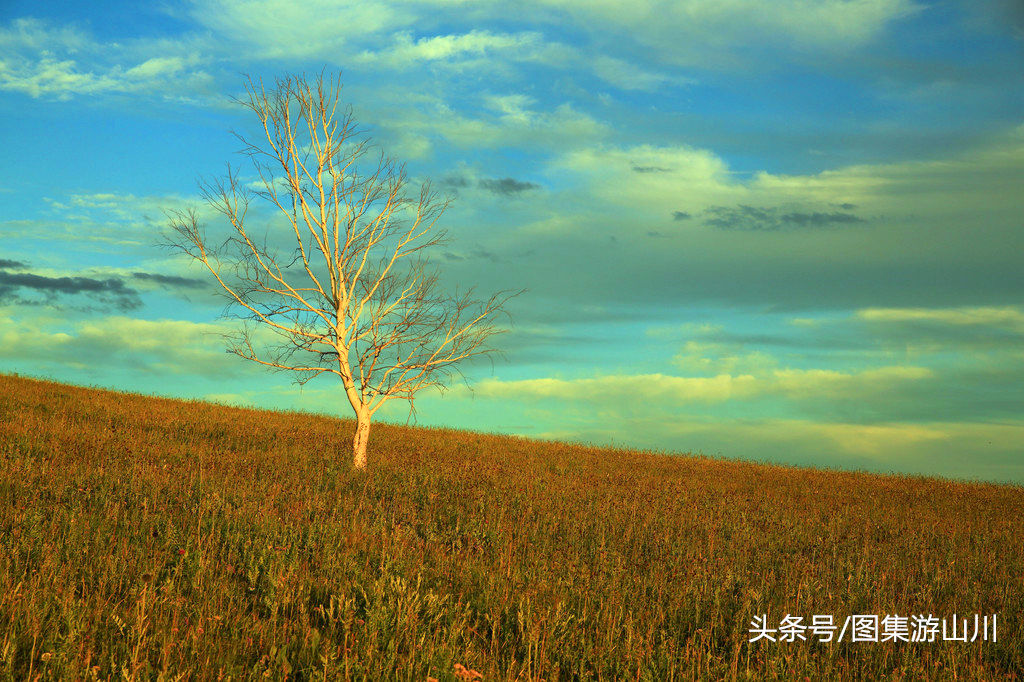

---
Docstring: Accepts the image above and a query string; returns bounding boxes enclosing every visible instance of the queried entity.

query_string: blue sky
[1,0,1022,482]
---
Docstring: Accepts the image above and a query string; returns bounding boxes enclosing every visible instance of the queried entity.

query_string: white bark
[352,408,371,470]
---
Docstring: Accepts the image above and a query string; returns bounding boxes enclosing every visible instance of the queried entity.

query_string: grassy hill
[0,373,1021,680]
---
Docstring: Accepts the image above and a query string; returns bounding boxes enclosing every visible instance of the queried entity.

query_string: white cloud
[0,17,89,52]
[366,90,608,155]
[0,18,213,101]
[2,191,212,252]
[672,340,777,375]
[554,143,739,212]
[474,373,760,403]
[471,362,932,406]
[538,0,920,63]
[589,55,688,91]
[802,420,950,456]
[355,29,563,69]
[857,306,1024,330]
[188,0,408,59]
[0,315,244,376]
[770,366,934,399]
[188,0,920,74]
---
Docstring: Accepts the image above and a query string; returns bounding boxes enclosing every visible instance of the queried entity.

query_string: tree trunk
[352,409,371,469]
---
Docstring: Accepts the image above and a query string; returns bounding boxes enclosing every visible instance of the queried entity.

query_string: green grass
[1,373,1021,680]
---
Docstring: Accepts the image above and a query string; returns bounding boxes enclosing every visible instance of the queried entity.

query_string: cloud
[355,29,561,69]
[672,341,777,376]
[671,211,691,220]
[434,171,542,198]
[473,373,760,404]
[368,91,608,155]
[857,306,1024,329]
[0,266,141,311]
[970,0,1024,38]
[588,55,685,91]
[803,421,951,457]
[443,245,503,263]
[3,191,210,253]
[555,129,1021,237]
[850,306,1024,355]
[131,271,210,291]
[549,144,737,221]
[0,18,214,102]
[0,259,211,311]
[770,365,934,399]
[632,166,673,173]
[187,0,409,60]
[484,127,1022,313]
[0,314,246,376]
[534,0,921,68]
[181,0,924,88]
[478,177,541,195]
[184,1,686,91]
[471,362,932,407]
[440,175,471,189]
[703,205,866,231]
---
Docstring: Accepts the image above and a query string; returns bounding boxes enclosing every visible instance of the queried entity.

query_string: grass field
[0,372,1021,680]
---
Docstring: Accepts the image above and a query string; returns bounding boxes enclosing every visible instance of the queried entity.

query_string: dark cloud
[0,259,28,269]
[838,203,857,211]
[646,230,670,238]
[478,177,540,195]
[672,211,691,220]
[631,166,672,173]
[780,211,864,228]
[131,272,208,289]
[704,204,866,231]
[437,174,470,197]
[0,269,141,311]
[693,329,875,352]
[443,245,502,263]
[440,175,470,188]
[439,175,540,196]
[988,0,1024,36]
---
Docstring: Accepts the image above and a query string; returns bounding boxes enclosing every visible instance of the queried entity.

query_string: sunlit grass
[1,373,1021,680]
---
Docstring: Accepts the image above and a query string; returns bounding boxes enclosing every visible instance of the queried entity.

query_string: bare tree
[166,73,516,469]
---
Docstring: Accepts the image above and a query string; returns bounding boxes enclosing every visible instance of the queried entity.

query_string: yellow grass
[0,373,1021,680]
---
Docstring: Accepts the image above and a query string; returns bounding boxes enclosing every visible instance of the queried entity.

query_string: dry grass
[1,372,1021,680]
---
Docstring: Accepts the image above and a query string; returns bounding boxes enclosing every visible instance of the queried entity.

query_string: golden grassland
[0,373,1022,680]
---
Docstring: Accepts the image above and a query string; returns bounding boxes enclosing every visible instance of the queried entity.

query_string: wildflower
[177,548,186,556]
[453,663,483,681]
[41,652,53,662]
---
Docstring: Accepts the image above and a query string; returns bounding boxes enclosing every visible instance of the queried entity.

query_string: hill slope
[1,373,1021,680]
